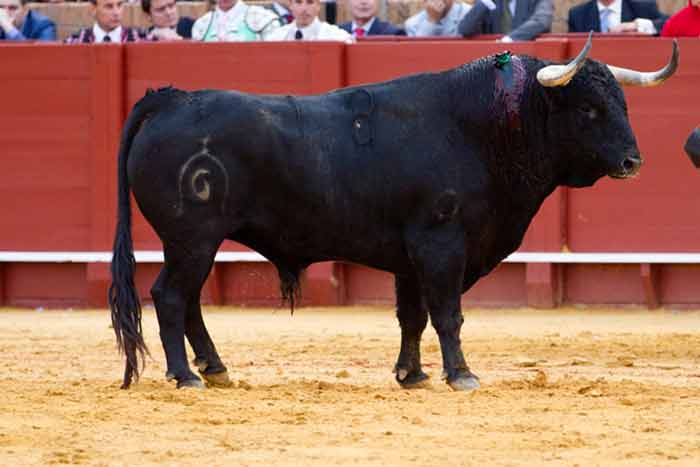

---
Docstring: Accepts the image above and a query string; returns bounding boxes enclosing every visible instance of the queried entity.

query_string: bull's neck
[453,57,558,205]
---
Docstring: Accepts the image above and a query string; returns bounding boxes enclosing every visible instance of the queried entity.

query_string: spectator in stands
[339,0,406,36]
[266,0,353,41]
[142,0,194,40]
[405,0,472,36]
[192,0,281,41]
[0,0,57,40]
[66,0,145,42]
[661,0,700,37]
[458,0,553,41]
[265,0,295,26]
[568,0,668,35]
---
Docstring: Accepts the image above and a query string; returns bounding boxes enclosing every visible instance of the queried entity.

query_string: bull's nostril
[622,159,635,172]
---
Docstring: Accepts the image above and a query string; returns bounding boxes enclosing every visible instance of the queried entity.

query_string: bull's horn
[537,31,593,87]
[607,40,679,87]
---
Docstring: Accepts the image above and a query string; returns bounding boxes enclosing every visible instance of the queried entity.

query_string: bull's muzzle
[611,153,643,179]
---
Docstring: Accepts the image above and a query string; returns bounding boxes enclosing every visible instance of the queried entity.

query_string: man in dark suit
[568,0,668,35]
[65,0,145,43]
[458,0,553,41]
[0,0,56,41]
[339,0,405,37]
[142,0,194,40]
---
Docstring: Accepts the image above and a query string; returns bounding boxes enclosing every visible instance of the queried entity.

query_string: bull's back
[125,82,467,272]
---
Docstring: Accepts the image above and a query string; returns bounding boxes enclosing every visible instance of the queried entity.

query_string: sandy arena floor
[0,306,699,466]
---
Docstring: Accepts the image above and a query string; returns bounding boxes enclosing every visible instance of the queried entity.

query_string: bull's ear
[537,31,592,87]
[607,40,679,87]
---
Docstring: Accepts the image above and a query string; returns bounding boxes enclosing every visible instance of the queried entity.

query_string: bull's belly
[231,219,411,275]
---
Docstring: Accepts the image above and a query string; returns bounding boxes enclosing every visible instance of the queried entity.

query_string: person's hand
[425,0,448,23]
[608,22,638,33]
[151,27,183,41]
[0,8,14,32]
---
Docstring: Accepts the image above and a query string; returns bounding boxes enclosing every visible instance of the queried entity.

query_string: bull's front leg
[405,223,480,392]
[393,274,430,388]
[426,292,479,391]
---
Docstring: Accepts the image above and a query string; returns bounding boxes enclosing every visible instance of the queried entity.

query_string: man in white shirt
[266,0,353,42]
[568,0,668,35]
[405,0,472,37]
[192,0,281,41]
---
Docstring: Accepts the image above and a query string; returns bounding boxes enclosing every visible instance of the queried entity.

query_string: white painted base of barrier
[0,251,699,264]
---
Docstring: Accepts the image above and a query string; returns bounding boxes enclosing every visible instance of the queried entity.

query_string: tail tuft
[278,266,302,314]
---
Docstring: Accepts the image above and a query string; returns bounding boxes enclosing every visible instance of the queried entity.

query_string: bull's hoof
[202,370,232,388]
[446,371,480,392]
[177,378,205,389]
[395,368,431,389]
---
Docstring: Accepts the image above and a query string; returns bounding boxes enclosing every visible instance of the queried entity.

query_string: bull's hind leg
[405,225,480,392]
[394,274,430,388]
[186,300,230,387]
[152,243,220,389]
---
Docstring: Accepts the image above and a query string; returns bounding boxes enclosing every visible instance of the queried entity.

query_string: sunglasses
[0,5,21,10]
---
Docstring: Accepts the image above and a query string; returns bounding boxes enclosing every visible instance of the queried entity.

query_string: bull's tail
[109,87,182,389]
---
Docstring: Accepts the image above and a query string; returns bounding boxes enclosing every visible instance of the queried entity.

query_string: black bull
[110,36,678,390]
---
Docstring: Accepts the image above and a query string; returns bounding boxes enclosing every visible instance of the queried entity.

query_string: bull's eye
[580,106,597,120]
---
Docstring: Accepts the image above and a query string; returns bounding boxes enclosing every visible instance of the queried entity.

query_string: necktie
[103,35,112,43]
[500,0,513,34]
[355,27,365,37]
[600,8,612,33]
[294,29,303,40]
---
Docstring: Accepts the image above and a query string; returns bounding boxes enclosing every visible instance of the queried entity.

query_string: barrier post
[0,265,4,306]
[309,42,346,91]
[295,42,347,306]
[524,188,567,308]
[520,39,570,308]
[640,263,660,309]
[304,262,345,306]
[86,45,125,307]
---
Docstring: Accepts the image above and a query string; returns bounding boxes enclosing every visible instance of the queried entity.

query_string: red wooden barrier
[564,37,700,252]
[0,43,123,306]
[560,38,700,306]
[0,38,698,308]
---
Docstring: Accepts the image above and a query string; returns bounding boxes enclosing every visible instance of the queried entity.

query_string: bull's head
[534,33,678,187]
